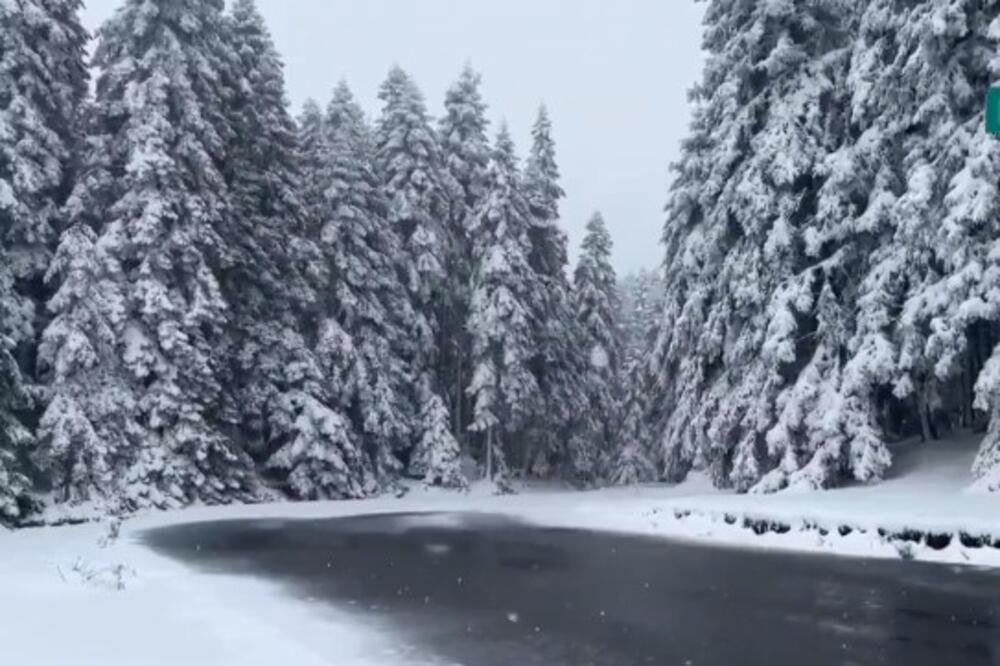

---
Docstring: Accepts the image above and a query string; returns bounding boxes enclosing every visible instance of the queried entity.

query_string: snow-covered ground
[2,433,998,665]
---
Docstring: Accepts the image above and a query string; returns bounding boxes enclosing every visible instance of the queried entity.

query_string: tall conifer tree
[467,126,540,485]
[67,0,257,505]
[438,65,491,444]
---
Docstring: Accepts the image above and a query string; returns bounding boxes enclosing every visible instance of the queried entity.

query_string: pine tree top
[326,81,371,151]
[523,104,564,231]
[378,65,429,118]
[441,65,489,136]
[493,123,519,174]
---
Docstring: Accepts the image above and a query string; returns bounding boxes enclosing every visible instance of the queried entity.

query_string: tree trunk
[455,353,464,451]
[486,426,493,482]
[918,381,933,443]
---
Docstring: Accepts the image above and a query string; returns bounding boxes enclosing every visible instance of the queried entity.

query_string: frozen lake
[147,512,1000,665]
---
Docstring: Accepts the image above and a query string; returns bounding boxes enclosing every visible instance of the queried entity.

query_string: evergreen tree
[466,126,540,485]
[73,0,257,505]
[0,252,31,521]
[773,0,1000,491]
[374,66,453,365]
[374,65,460,474]
[619,269,665,368]
[875,0,1000,491]
[574,212,624,475]
[297,98,330,231]
[36,192,140,508]
[524,106,568,276]
[0,0,88,516]
[0,0,88,328]
[613,362,658,486]
[408,385,465,488]
[522,105,590,478]
[315,82,440,486]
[438,65,491,444]
[611,269,663,485]
[653,0,859,490]
[218,0,355,497]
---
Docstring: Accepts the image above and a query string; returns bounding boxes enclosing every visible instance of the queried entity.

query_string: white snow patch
[0,518,444,666]
[3,433,999,665]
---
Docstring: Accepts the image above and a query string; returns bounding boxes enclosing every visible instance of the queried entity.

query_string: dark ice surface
[146,512,1000,665]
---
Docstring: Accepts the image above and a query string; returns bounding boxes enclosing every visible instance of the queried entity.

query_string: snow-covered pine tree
[373,66,460,470]
[761,0,928,492]
[80,0,258,505]
[611,269,663,485]
[574,212,624,476]
[619,269,665,369]
[213,0,370,499]
[438,65,492,445]
[653,0,859,490]
[315,82,449,488]
[0,251,31,522]
[771,0,1000,491]
[297,98,330,232]
[35,186,141,509]
[0,0,88,344]
[613,361,658,486]
[524,106,568,277]
[0,0,88,516]
[282,100,376,499]
[521,105,590,478]
[217,0,368,503]
[875,1,1000,491]
[374,66,453,362]
[466,125,541,486]
[408,382,465,488]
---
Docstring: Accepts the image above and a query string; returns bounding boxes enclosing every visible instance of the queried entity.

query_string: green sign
[988,87,1000,135]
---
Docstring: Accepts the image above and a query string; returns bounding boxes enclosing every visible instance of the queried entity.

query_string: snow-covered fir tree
[74,0,259,505]
[215,0,375,501]
[611,269,663,485]
[466,126,541,486]
[296,98,330,231]
[437,65,492,446]
[574,212,624,474]
[315,81,456,488]
[613,365,658,486]
[521,105,591,478]
[374,66,453,362]
[619,269,665,368]
[408,381,465,488]
[650,0,1000,493]
[0,0,88,337]
[854,0,1000,492]
[650,0,861,490]
[373,66,460,472]
[0,0,138,512]
[0,250,32,521]
[35,191,141,509]
[773,0,1000,491]
[0,0,88,516]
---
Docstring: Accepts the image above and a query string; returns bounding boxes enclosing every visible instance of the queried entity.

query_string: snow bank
[534,433,1000,568]
[0,516,445,666]
[2,434,998,665]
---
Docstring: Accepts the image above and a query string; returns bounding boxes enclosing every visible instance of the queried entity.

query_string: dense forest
[646,0,1000,493]
[0,0,639,523]
[4,0,1000,526]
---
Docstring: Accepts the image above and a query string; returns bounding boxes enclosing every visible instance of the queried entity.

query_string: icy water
[146,513,1000,665]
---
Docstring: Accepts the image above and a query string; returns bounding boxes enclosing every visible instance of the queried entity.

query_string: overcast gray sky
[79,0,705,274]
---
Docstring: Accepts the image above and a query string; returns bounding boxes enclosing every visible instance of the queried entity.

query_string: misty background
[78,0,705,273]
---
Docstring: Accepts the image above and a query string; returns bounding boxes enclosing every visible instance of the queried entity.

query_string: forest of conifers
[3,0,1000,526]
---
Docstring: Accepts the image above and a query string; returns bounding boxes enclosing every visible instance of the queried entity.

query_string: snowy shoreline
[4,434,999,665]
